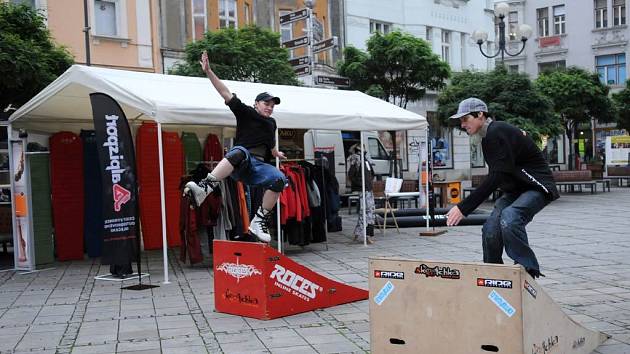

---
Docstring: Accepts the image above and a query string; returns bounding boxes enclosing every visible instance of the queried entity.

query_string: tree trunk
[566,119,575,170]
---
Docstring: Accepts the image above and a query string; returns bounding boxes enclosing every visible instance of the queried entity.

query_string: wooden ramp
[369,258,609,354]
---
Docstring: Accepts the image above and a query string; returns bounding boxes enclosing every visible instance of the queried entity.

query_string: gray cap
[449,97,488,119]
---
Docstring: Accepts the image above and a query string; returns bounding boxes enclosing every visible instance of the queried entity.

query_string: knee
[268,176,287,192]
[225,148,247,168]
[482,216,500,239]
[499,208,522,230]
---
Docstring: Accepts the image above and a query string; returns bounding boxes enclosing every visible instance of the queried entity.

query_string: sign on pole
[282,36,309,49]
[313,37,337,54]
[313,18,324,41]
[289,56,311,67]
[294,66,311,76]
[315,75,350,87]
[279,8,309,25]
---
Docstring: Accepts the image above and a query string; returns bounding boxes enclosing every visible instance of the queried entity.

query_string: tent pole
[275,129,281,253]
[360,133,367,246]
[425,129,430,230]
[156,122,170,284]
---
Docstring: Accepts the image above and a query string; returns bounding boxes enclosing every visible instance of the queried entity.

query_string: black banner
[90,93,138,266]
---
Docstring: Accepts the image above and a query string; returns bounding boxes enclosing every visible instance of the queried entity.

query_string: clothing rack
[278,157,329,252]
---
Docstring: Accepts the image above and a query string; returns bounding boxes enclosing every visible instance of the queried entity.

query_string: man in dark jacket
[445,98,559,278]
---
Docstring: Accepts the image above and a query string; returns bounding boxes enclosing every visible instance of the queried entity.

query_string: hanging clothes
[204,133,223,163]
[179,194,202,265]
[279,163,325,246]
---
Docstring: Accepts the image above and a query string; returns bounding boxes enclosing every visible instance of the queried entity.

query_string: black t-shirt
[458,121,559,215]
[227,94,277,162]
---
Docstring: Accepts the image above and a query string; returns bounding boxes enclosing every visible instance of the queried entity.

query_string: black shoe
[526,268,545,279]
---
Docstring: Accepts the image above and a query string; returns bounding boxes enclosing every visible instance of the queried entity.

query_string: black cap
[255,92,280,104]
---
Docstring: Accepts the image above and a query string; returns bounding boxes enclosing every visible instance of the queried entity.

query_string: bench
[552,170,601,194]
[605,166,630,187]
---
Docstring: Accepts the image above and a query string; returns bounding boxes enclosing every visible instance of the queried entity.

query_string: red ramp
[213,240,368,320]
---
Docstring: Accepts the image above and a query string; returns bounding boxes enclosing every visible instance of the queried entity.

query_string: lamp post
[472,2,532,64]
[304,0,316,87]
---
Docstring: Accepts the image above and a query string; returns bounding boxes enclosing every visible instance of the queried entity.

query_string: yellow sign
[611,135,630,144]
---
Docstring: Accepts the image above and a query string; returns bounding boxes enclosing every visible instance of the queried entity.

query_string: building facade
[344,0,497,181]
[160,0,341,77]
[6,0,162,73]
[502,0,629,166]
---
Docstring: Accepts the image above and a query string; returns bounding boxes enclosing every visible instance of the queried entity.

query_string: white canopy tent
[9,65,428,282]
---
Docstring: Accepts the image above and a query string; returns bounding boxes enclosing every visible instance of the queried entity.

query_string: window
[470,139,484,167]
[94,0,120,36]
[596,53,626,85]
[368,137,389,160]
[537,7,549,37]
[508,11,518,40]
[614,0,626,26]
[244,3,251,25]
[427,112,453,169]
[460,33,466,69]
[508,64,519,73]
[595,0,608,28]
[538,60,566,74]
[219,0,237,29]
[441,30,450,63]
[279,10,293,58]
[426,26,432,43]
[191,0,207,41]
[370,20,391,34]
[10,0,35,7]
[553,5,566,35]
[544,136,565,164]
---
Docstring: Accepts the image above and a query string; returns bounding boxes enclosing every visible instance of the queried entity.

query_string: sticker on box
[488,290,516,317]
[374,281,395,306]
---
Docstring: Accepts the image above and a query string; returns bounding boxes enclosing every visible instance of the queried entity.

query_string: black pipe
[376,208,486,217]
[377,214,490,228]
[83,0,91,66]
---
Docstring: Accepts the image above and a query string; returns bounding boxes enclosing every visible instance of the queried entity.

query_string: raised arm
[200,51,232,103]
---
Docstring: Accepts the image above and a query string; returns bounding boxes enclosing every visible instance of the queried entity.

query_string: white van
[303,130,391,193]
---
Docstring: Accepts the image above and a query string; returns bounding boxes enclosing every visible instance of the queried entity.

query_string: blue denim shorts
[228,146,287,191]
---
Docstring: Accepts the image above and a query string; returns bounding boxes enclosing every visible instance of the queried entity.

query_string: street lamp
[472,2,533,64]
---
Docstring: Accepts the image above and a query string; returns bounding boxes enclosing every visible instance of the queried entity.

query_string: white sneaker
[249,208,272,242]
[183,179,215,207]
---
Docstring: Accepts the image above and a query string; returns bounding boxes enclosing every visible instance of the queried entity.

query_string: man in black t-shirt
[445,98,559,278]
[184,51,288,243]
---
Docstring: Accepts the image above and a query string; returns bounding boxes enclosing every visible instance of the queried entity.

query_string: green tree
[437,66,560,144]
[170,26,298,85]
[337,31,450,174]
[338,31,450,108]
[611,80,630,132]
[535,67,614,168]
[0,3,74,111]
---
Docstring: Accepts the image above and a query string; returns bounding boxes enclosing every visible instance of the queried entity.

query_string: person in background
[347,143,375,244]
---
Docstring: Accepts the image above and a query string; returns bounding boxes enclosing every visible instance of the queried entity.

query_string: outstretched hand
[199,51,210,74]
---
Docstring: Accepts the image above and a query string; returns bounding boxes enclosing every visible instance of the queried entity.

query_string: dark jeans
[228,146,287,191]
[482,190,548,273]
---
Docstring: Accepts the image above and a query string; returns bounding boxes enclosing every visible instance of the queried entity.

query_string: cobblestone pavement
[0,187,629,353]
